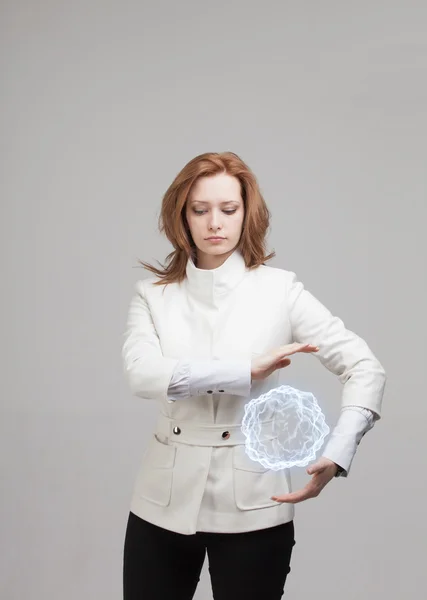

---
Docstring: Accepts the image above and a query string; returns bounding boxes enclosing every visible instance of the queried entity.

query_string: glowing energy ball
[241,384,330,470]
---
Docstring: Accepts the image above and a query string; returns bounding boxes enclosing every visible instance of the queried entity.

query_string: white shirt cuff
[167,359,252,402]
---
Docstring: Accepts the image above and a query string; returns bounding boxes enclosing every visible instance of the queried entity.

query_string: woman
[121,152,386,600]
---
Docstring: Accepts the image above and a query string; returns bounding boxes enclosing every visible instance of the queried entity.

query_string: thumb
[306,462,325,475]
[277,357,291,368]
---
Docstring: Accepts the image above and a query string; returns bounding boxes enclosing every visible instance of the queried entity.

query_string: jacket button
[173,426,181,435]
[222,431,230,440]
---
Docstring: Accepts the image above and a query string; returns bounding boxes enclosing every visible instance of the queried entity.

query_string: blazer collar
[185,248,247,304]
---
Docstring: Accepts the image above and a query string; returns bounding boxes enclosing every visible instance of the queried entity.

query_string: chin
[202,243,234,255]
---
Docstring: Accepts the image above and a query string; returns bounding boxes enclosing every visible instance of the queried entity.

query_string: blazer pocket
[134,434,177,507]
[232,445,290,511]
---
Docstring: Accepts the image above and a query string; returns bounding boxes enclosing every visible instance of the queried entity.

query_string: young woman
[121,152,386,600]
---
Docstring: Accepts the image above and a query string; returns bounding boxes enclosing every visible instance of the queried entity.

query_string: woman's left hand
[271,457,339,504]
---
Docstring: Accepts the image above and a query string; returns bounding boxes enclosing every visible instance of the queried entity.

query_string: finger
[292,342,318,349]
[298,345,320,353]
[279,342,312,351]
[271,489,313,504]
[271,482,318,504]
[278,343,319,357]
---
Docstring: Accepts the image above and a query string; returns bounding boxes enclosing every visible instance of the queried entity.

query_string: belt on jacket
[155,412,277,447]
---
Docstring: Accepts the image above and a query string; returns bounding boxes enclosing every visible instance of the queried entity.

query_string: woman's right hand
[250,342,319,381]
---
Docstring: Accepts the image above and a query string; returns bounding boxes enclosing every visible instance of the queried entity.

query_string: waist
[155,412,277,447]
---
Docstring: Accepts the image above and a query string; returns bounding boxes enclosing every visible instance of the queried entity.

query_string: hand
[270,457,339,504]
[251,342,319,381]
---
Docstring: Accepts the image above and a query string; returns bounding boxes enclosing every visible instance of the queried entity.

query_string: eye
[191,208,237,215]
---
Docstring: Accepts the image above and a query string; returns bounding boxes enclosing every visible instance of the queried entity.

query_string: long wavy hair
[138,151,275,285]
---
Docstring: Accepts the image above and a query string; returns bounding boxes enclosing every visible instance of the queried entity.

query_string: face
[185,172,245,268]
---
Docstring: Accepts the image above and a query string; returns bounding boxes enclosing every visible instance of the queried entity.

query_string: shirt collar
[185,248,247,305]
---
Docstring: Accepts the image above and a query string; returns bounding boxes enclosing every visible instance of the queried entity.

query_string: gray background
[1,1,426,598]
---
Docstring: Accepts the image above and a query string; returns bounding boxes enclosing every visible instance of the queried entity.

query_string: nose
[208,210,222,232]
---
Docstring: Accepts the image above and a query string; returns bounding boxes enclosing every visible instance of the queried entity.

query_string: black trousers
[123,511,295,600]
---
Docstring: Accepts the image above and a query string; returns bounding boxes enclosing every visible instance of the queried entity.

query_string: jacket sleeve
[121,279,180,402]
[286,271,386,417]
[322,406,378,476]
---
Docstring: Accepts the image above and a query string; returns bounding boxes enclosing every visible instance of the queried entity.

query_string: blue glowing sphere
[241,384,330,470]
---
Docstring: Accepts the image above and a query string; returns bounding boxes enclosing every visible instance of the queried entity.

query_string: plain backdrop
[1,1,426,598]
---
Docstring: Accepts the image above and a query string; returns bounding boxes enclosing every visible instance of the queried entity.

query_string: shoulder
[252,263,299,288]
[133,276,181,299]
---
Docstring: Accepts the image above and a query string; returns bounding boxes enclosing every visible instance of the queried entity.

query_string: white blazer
[122,249,386,535]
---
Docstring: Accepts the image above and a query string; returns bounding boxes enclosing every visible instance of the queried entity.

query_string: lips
[206,237,225,240]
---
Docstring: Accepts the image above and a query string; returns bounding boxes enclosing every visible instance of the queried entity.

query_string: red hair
[139,151,275,285]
